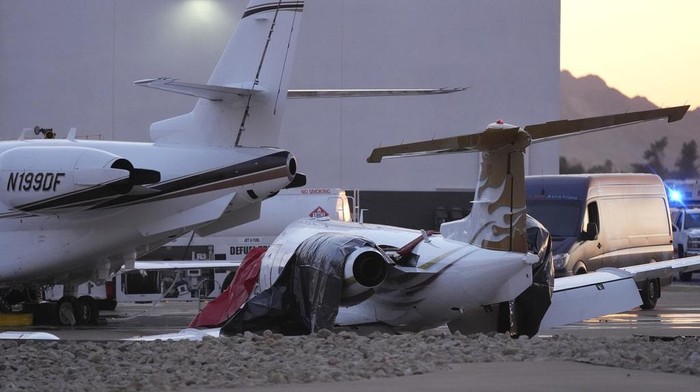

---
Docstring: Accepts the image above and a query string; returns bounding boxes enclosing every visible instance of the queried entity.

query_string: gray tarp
[221,233,376,336]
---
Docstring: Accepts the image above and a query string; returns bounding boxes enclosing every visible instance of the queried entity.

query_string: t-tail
[367,105,690,253]
[135,0,305,148]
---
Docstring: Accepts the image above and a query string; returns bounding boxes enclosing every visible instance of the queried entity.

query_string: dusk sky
[561,0,699,109]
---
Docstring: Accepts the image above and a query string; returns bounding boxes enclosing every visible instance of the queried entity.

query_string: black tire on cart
[77,295,100,325]
[640,278,659,310]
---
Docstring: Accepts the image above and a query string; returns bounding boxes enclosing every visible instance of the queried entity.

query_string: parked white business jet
[156,105,700,341]
[0,0,310,325]
[0,0,461,327]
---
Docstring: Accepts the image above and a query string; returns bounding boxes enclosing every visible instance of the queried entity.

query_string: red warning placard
[309,206,329,218]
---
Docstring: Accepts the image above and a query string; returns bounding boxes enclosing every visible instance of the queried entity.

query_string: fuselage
[258,218,537,332]
[0,138,296,287]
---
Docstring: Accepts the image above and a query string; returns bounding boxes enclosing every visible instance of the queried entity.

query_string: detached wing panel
[621,256,700,282]
[539,268,641,330]
[540,255,700,330]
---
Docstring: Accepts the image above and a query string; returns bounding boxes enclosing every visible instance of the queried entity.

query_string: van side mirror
[584,222,599,241]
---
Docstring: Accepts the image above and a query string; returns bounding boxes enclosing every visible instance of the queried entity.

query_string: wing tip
[367,151,382,163]
[667,105,691,123]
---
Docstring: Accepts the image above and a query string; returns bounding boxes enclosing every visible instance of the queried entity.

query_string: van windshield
[526,200,582,238]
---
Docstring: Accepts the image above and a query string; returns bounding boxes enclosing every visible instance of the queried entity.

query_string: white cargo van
[525,174,673,309]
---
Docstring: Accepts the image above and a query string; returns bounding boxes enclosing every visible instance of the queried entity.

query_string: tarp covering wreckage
[190,234,379,335]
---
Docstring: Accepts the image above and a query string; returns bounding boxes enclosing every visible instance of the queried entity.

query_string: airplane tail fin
[367,106,690,252]
[139,1,305,147]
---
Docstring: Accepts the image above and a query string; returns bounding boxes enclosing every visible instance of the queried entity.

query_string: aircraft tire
[640,278,659,310]
[57,296,79,326]
[77,295,100,325]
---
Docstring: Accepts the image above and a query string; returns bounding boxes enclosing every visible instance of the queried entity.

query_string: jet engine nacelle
[341,246,390,305]
[0,146,157,212]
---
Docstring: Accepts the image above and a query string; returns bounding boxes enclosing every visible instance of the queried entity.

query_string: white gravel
[1,330,699,391]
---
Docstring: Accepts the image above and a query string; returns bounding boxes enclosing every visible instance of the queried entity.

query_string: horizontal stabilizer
[367,105,690,163]
[367,128,520,163]
[525,105,689,142]
[287,87,466,98]
[137,80,463,101]
[134,78,259,101]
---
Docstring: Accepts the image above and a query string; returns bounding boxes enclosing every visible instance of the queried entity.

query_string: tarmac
[224,361,699,392]
[2,281,700,390]
[157,282,700,390]
[226,282,700,391]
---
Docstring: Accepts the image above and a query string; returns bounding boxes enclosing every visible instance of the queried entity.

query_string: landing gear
[2,286,103,326]
[57,296,79,326]
[56,296,101,326]
[76,295,100,325]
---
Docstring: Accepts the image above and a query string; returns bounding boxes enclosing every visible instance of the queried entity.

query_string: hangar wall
[0,0,560,193]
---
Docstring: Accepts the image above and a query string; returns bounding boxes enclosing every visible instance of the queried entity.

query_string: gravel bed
[1,330,699,391]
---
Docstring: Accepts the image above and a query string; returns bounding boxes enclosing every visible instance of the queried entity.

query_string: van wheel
[640,278,659,310]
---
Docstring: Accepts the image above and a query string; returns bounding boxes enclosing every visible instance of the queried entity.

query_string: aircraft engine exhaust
[341,247,390,305]
[345,247,389,288]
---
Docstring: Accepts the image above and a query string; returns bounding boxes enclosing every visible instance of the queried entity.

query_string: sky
[561,0,700,110]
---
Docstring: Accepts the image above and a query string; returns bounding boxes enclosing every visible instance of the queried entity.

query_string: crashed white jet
[156,105,700,342]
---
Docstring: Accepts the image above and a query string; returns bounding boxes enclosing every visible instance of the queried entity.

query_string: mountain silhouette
[560,70,699,172]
